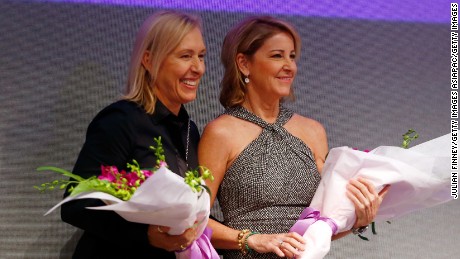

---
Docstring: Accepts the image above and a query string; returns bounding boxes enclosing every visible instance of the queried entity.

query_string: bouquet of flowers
[290,131,452,259]
[35,137,219,259]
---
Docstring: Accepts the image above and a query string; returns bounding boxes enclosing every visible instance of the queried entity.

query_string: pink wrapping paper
[293,134,452,259]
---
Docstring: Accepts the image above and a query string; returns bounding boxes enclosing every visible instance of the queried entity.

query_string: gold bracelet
[237,229,250,255]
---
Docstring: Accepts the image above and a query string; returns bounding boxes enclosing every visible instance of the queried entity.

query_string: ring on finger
[278,239,284,247]
[157,226,164,233]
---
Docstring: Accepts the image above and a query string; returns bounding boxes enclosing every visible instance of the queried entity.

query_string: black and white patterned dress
[217,106,322,259]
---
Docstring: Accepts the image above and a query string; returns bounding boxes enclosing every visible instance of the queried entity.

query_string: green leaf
[69,179,125,199]
[200,184,211,195]
[371,222,377,235]
[37,166,86,182]
[401,129,418,149]
[149,137,166,164]
[358,235,369,241]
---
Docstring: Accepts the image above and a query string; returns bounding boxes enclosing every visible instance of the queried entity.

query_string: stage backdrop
[0,0,457,258]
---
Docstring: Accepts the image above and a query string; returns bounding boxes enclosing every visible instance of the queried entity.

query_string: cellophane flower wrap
[36,137,219,259]
[290,132,452,259]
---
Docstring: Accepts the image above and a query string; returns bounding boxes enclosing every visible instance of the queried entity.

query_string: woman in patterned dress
[198,16,389,258]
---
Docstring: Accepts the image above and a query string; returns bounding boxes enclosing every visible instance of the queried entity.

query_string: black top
[61,100,200,259]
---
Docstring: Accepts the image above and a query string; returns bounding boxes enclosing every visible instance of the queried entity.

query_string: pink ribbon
[177,227,220,259]
[290,207,338,235]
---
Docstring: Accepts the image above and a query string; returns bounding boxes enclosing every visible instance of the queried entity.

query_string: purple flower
[141,170,153,178]
[125,172,140,186]
[98,165,118,182]
[159,161,168,168]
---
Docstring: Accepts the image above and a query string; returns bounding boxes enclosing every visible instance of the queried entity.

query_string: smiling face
[243,32,297,102]
[154,27,206,114]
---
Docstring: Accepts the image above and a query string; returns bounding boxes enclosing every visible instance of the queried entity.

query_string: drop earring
[244,76,250,84]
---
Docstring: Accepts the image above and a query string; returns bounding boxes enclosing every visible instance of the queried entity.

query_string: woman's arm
[61,105,200,251]
[291,115,390,240]
[61,107,151,244]
[287,114,328,173]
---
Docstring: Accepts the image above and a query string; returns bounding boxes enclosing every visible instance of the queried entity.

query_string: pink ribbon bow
[290,207,338,235]
[177,227,220,259]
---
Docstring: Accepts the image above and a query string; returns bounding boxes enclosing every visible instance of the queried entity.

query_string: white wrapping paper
[296,134,452,259]
[46,166,210,235]
[45,166,218,258]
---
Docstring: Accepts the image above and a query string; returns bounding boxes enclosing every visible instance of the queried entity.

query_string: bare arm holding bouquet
[291,130,451,259]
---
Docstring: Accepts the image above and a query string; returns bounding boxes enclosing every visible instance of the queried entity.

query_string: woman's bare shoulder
[202,114,239,139]
[288,113,329,172]
[289,113,326,138]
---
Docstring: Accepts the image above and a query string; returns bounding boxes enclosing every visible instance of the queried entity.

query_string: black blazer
[61,100,200,259]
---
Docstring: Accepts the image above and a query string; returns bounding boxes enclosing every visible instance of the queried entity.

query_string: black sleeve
[61,106,150,245]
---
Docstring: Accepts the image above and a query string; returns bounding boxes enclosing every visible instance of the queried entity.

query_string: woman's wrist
[244,231,259,254]
[237,229,250,254]
[237,229,259,255]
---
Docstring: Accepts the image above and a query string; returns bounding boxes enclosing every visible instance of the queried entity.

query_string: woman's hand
[346,177,390,228]
[246,232,306,258]
[147,225,197,252]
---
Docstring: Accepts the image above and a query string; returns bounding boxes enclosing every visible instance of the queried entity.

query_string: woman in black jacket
[61,10,207,258]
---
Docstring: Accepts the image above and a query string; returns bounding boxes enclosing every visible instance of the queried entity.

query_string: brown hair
[124,11,202,114]
[219,16,301,108]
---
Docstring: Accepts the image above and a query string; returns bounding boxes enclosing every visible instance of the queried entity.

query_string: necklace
[185,119,190,169]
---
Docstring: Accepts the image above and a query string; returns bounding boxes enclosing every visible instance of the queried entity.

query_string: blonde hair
[124,11,202,114]
[220,16,301,108]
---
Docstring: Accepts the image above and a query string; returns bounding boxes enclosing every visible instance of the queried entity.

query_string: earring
[244,77,250,84]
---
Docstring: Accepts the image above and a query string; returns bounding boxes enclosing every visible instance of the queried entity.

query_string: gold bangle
[237,229,250,255]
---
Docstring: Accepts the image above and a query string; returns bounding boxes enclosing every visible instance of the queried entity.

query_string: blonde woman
[61,11,206,258]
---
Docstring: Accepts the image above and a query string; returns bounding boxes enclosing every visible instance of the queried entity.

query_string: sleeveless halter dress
[217,106,322,259]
